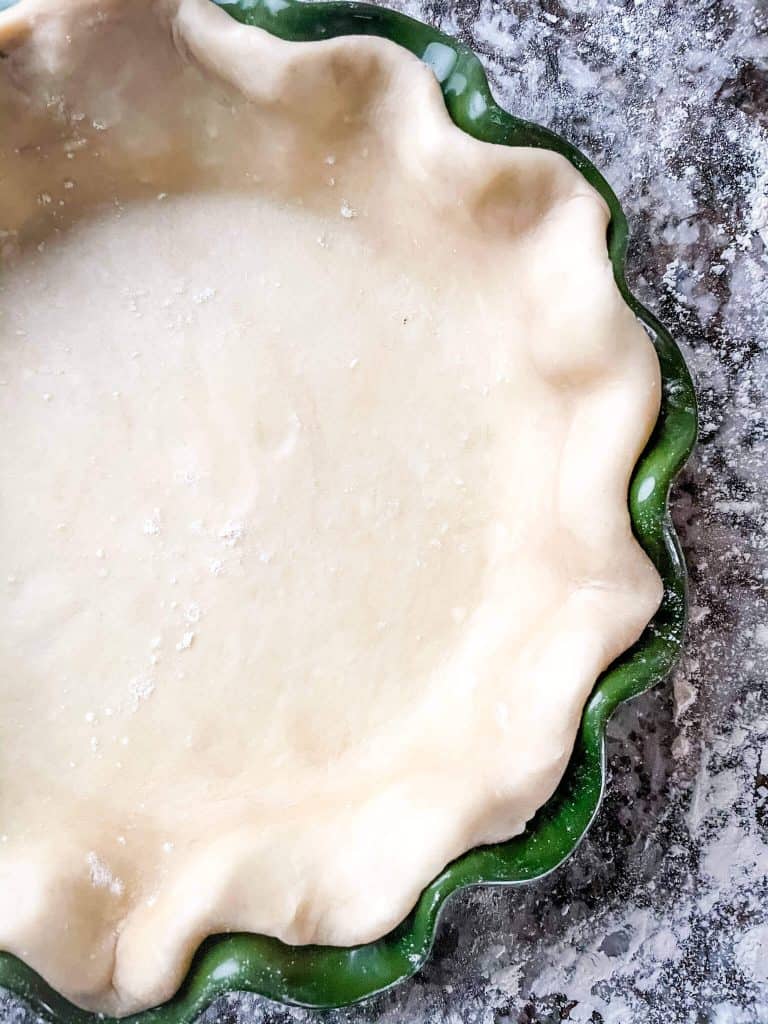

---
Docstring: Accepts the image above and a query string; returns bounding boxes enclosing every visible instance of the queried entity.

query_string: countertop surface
[2,0,767,1021]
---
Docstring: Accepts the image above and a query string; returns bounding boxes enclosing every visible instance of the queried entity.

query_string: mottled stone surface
[2,0,767,1021]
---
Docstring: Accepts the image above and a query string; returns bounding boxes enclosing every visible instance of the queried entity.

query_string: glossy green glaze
[0,0,697,1019]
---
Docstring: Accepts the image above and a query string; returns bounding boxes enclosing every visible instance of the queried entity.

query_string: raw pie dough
[0,0,663,1014]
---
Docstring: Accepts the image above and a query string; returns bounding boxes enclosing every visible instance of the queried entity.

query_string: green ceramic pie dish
[0,0,697,1020]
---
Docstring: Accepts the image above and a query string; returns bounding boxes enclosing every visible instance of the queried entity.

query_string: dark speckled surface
[2,0,767,1020]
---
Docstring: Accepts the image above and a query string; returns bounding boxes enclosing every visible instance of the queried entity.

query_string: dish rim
[0,0,698,1019]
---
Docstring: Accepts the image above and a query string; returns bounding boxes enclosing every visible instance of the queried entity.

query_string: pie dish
[0,0,697,1020]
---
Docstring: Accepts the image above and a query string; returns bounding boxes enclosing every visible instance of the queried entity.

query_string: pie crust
[0,0,662,1013]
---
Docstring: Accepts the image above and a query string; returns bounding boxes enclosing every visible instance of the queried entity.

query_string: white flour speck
[176,631,195,652]
[86,852,124,896]
[142,510,161,536]
[218,520,245,547]
[127,673,155,711]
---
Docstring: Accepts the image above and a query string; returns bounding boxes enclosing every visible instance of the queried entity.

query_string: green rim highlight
[0,1,697,1019]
